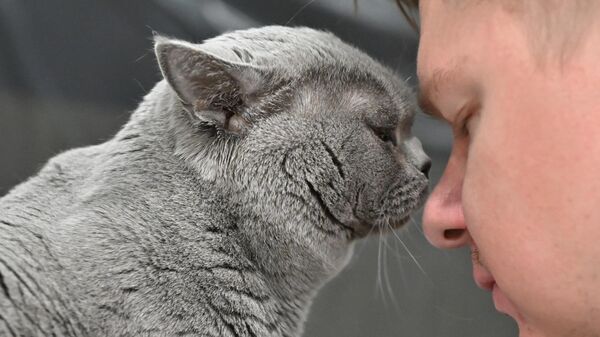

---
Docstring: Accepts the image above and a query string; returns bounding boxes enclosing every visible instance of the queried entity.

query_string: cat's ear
[154,36,263,134]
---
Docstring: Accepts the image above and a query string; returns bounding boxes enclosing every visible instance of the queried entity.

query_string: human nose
[422,149,470,249]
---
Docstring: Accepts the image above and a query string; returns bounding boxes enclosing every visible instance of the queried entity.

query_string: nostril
[420,159,432,178]
[444,228,465,240]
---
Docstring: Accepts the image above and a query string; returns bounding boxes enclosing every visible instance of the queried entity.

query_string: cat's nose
[419,158,432,178]
[403,136,431,178]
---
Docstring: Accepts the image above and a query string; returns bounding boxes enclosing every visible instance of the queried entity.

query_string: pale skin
[418,1,600,337]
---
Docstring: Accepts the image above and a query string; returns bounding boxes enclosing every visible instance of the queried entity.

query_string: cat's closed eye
[369,125,397,146]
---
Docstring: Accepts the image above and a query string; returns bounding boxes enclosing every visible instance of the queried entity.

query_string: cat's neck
[235,213,350,337]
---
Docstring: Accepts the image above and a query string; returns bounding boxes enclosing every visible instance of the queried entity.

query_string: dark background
[0,1,517,336]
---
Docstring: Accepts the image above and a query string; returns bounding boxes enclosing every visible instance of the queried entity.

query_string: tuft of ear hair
[154,36,263,135]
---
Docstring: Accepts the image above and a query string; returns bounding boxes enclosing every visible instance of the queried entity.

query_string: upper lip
[471,247,495,291]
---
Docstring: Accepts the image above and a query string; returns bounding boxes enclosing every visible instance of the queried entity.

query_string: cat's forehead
[290,73,415,124]
[200,26,415,122]
[201,26,383,74]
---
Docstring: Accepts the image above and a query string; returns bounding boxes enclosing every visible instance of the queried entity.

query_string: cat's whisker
[390,222,429,279]
[410,215,452,260]
[382,225,401,312]
[410,215,425,237]
[382,232,392,307]
[355,224,378,257]
[285,0,318,25]
[386,233,411,262]
[133,78,146,92]
[404,216,422,247]
[376,228,385,300]
[390,229,411,298]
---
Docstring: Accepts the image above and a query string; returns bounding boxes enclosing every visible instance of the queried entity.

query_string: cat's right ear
[154,36,263,134]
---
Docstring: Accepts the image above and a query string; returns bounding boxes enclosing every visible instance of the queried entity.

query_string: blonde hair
[513,0,598,64]
[395,0,599,64]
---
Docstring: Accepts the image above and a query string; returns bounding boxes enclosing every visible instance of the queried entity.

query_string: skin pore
[417,1,600,337]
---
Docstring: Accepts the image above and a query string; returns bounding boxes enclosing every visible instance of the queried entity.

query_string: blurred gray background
[0,0,517,336]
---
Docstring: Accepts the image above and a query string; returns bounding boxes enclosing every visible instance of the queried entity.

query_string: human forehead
[419,0,598,66]
[416,4,479,116]
[417,1,524,116]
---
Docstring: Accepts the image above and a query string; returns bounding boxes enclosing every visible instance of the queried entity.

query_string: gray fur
[0,26,429,337]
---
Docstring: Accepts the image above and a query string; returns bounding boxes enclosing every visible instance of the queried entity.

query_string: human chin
[491,284,523,321]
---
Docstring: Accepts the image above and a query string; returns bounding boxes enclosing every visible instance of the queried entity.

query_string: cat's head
[155,26,429,242]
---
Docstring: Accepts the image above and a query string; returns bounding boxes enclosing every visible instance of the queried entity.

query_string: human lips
[471,246,495,290]
[472,259,495,291]
[471,247,521,317]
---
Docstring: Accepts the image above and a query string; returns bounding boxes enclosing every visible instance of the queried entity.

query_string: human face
[418,2,600,337]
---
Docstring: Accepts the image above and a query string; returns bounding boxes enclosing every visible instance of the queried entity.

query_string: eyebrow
[417,67,458,121]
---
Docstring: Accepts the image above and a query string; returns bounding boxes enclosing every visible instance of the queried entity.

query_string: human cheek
[460,116,513,263]
[460,110,545,326]
[458,114,528,303]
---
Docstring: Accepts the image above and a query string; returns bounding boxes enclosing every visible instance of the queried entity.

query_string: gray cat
[0,26,430,337]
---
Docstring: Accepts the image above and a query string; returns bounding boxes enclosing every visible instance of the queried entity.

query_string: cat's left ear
[154,36,263,134]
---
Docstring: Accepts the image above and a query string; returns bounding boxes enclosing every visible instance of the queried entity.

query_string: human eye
[454,101,479,138]
[458,116,471,137]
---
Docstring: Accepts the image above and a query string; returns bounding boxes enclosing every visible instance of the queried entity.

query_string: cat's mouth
[316,180,428,240]
[349,215,411,239]
[347,182,429,239]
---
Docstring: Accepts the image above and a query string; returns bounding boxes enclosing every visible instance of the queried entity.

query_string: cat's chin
[387,216,411,229]
[349,215,410,239]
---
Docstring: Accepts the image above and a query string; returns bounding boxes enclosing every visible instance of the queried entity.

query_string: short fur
[0,26,429,337]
